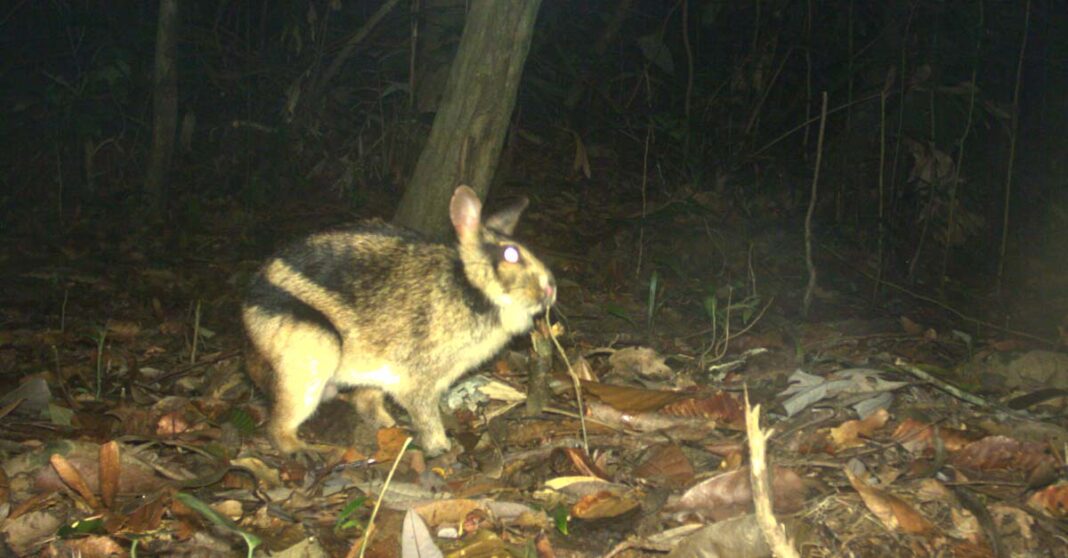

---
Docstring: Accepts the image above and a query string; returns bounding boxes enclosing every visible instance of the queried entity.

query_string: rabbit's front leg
[341,388,396,428]
[395,386,450,456]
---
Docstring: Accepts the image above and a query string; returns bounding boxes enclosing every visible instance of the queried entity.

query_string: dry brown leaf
[155,411,190,437]
[412,498,483,530]
[796,428,836,455]
[571,131,591,179]
[98,441,120,510]
[950,506,983,545]
[571,489,640,520]
[991,503,1034,540]
[892,418,976,453]
[572,356,597,382]
[702,439,746,458]
[900,316,925,335]
[950,435,1060,478]
[0,466,8,506]
[633,444,695,488]
[1026,483,1068,518]
[340,446,370,464]
[125,495,167,533]
[830,408,889,449]
[845,469,936,535]
[586,401,715,438]
[544,475,614,496]
[54,535,128,558]
[670,466,806,522]
[660,391,745,428]
[33,443,165,496]
[580,382,685,413]
[987,338,1027,352]
[550,447,611,480]
[50,453,101,509]
[534,531,556,558]
[373,426,410,462]
[608,347,672,379]
[159,319,186,336]
[106,320,141,341]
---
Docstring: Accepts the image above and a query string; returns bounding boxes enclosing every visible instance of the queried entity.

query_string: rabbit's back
[246,221,504,363]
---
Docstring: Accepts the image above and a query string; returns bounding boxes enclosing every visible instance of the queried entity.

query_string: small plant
[92,326,108,399]
[174,492,261,558]
[334,495,368,533]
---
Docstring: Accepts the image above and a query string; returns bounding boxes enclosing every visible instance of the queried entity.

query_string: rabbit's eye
[502,245,521,264]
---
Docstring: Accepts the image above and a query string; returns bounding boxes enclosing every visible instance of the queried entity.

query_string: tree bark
[394,0,542,238]
[145,0,178,212]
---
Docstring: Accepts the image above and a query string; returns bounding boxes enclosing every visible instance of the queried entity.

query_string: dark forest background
[2,0,1066,334]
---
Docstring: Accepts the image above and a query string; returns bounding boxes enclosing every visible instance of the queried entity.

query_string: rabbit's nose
[541,276,557,304]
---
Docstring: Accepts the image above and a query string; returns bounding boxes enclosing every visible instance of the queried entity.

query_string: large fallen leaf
[829,408,890,450]
[411,498,482,530]
[949,436,1061,480]
[780,369,907,417]
[402,508,443,558]
[374,427,412,462]
[661,391,745,428]
[580,382,684,413]
[1026,483,1068,518]
[845,469,936,535]
[633,443,695,487]
[587,401,716,438]
[668,466,807,522]
[667,514,772,558]
[49,453,101,510]
[891,418,976,453]
[549,447,611,480]
[571,489,641,520]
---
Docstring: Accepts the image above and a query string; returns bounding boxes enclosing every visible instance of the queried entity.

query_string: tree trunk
[394,0,542,238]
[145,0,179,212]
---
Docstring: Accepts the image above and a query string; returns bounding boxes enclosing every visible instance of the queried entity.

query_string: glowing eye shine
[503,245,521,263]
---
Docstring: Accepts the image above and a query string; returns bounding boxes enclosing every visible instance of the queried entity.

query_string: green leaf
[175,492,262,557]
[225,408,256,435]
[334,495,367,532]
[58,517,105,537]
[48,404,74,426]
[551,505,570,536]
[703,294,718,321]
[603,303,636,327]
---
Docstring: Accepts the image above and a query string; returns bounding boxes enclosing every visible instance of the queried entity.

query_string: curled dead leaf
[571,489,641,520]
[845,469,936,535]
[830,408,889,449]
[633,444,695,488]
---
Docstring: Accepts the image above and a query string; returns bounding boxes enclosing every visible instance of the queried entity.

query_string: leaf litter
[1,193,1067,557]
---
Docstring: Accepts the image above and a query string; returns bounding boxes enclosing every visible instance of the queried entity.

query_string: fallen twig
[745,390,800,558]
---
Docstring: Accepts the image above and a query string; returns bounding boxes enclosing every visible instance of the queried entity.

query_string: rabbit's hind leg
[245,309,342,454]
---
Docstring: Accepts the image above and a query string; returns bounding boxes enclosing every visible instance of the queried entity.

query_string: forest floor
[1,173,1067,557]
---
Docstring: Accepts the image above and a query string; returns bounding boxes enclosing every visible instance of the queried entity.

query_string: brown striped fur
[242,186,555,455]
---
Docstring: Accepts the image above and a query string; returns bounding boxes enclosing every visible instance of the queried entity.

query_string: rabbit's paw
[420,432,452,457]
[269,428,309,455]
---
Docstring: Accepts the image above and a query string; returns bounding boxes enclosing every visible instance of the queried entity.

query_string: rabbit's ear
[484,197,529,235]
[450,186,483,239]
